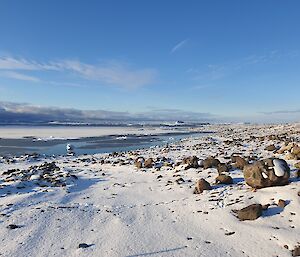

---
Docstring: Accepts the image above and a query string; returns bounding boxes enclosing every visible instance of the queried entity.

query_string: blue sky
[0,0,300,122]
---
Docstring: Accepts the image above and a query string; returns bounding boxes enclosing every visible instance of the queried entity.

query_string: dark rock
[175,177,185,184]
[7,224,20,230]
[78,243,90,249]
[237,204,262,221]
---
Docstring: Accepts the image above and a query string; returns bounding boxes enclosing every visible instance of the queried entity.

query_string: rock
[237,204,262,221]
[277,142,294,154]
[231,155,248,170]
[217,163,230,174]
[78,243,90,248]
[292,145,300,155]
[7,224,20,230]
[277,199,286,208]
[294,162,300,169]
[183,156,199,169]
[135,161,143,169]
[292,246,300,256]
[286,153,296,160]
[194,179,211,194]
[243,158,290,189]
[144,158,154,168]
[175,177,185,184]
[265,144,276,151]
[216,174,233,184]
[202,157,220,169]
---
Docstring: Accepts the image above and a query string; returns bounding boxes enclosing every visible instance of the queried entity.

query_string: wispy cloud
[260,109,300,115]
[0,56,157,89]
[170,39,189,54]
[0,71,41,82]
[187,49,300,84]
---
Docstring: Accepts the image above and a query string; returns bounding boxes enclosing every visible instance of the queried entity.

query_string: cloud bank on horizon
[0,101,215,123]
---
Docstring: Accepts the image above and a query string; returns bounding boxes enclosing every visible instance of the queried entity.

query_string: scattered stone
[175,177,185,184]
[292,246,300,256]
[236,204,262,221]
[78,243,90,249]
[265,144,276,151]
[216,174,233,185]
[217,163,230,174]
[144,158,154,168]
[225,231,235,236]
[294,162,300,169]
[135,161,143,169]
[194,179,211,194]
[202,157,220,169]
[7,224,21,230]
[277,199,286,208]
[231,156,248,170]
[183,156,199,169]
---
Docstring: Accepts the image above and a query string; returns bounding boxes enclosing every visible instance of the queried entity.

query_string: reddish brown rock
[231,156,248,170]
[202,157,220,169]
[194,179,212,194]
[237,204,262,221]
[216,174,233,185]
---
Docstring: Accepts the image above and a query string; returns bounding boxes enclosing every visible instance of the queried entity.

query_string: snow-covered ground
[0,124,299,257]
[0,126,188,139]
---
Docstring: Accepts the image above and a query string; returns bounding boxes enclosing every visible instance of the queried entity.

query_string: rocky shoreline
[0,123,299,257]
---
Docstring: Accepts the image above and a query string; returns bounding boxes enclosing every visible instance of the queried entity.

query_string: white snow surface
[0,126,189,139]
[0,123,299,257]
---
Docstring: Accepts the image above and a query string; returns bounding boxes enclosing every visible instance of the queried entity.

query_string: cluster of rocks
[134,156,174,169]
[2,162,77,187]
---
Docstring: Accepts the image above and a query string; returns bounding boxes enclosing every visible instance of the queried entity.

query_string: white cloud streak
[170,39,189,54]
[0,56,157,89]
[0,71,41,82]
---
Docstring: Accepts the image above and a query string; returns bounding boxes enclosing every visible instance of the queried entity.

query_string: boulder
[135,161,143,169]
[265,144,276,151]
[217,163,230,174]
[243,158,290,189]
[237,204,262,221]
[183,156,199,169]
[216,174,233,184]
[144,158,154,168]
[194,179,211,194]
[292,246,300,256]
[202,157,220,169]
[231,156,248,170]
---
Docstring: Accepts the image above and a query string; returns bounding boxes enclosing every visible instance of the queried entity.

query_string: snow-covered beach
[0,123,299,257]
